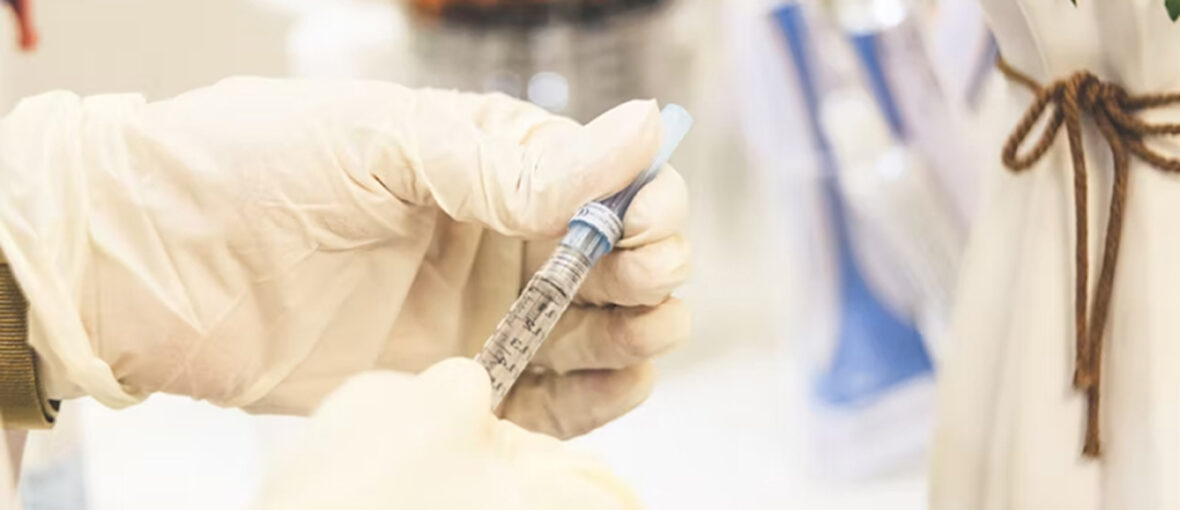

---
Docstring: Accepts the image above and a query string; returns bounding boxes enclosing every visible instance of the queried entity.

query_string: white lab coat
[932,0,1180,509]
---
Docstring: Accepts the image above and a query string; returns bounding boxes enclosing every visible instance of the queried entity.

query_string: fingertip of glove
[573,99,663,196]
[593,99,663,156]
[422,357,489,383]
[600,98,661,127]
[617,166,689,248]
[627,362,658,396]
[419,357,494,409]
[580,363,657,430]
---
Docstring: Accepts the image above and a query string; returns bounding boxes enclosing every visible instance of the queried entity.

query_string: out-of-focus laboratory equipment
[921,0,997,110]
[830,0,977,230]
[822,85,961,366]
[763,0,992,480]
[828,0,969,359]
[772,3,934,479]
[476,103,693,407]
[403,0,688,122]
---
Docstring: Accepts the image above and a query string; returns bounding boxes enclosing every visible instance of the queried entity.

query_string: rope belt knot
[998,57,1180,457]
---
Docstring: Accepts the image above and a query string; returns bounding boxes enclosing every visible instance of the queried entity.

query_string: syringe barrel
[475,245,592,408]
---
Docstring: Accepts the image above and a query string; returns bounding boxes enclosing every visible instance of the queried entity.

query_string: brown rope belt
[998,57,1180,457]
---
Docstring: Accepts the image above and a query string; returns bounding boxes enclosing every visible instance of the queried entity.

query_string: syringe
[475,104,693,409]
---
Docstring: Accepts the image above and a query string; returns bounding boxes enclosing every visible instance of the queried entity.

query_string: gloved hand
[0,78,690,438]
[253,358,643,510]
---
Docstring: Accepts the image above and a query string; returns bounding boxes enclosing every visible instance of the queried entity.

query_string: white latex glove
[0,78,690,438]
[253,358,643,510]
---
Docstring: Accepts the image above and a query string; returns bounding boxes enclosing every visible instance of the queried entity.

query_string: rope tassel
[997,57,1180,457]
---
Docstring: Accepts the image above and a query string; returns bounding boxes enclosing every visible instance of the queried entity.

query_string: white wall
[0,0,294,111]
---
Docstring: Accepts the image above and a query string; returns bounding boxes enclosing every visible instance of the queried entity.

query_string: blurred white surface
[73,398,262,510]
[59,338,926,510]
[59,336,925,510]
[573,345,927,510]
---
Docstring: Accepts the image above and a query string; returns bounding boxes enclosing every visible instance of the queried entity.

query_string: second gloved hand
[0,79,690,437]
[253,359,643,510]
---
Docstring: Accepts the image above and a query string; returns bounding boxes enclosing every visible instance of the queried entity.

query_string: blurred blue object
[848,34,908,138]
[771,3,932,408]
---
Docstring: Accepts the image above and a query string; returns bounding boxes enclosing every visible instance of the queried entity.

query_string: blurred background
[0,0,999,508]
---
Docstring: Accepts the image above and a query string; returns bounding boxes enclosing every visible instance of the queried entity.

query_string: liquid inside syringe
[475,246,592,405]
[475,104,693,409]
